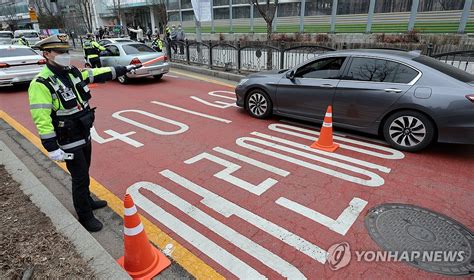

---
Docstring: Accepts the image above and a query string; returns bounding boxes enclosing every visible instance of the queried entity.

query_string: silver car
[98,38,133,46]
[235,49,474,152]
[0,45,45,87]
[99,42,169,84]
[0,31,13,45]
[12,30,41,46]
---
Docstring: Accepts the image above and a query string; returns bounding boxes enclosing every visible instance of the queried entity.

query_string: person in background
[17,34,30,47]
[176,24,185,55]
[151,34,164,52]
[82,33,106,68]
[170,25,178,54]
[128,25,144,42]
[146,26,152,42]
[93,28,100,41]
[99,26,104,40]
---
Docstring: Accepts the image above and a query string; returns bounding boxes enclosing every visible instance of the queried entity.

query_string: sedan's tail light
[0,63,10,68]
[466,94,474,103]
[130,57,141,65]
[163,55,168,62]
[38,59,46,65]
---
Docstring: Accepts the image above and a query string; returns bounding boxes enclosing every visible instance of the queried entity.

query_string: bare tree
[249,0,278,69]
[79,0,94,33]
[32,0,65,29]
[148,0,168,33]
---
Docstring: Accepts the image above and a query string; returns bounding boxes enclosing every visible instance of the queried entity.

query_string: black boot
[90,199,108,210]
[80,216,103,232]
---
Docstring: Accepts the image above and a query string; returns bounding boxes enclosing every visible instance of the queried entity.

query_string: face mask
[54,53,71,67]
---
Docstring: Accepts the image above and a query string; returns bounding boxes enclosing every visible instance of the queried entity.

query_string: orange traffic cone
[118,194,171,279]
[310,105,339,152]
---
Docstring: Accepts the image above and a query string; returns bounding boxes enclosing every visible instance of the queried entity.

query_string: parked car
[12,30,41,45]
[98,38,133,46]
[99,42,169,84]
[0,31,13,45]
[0,45,46,87]
[235,49,474,152]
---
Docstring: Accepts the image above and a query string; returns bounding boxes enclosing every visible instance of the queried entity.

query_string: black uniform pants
[65,141,94,221]
[89,57,102,68]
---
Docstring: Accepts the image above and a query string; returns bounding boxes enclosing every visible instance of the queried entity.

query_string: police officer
[18,34,30,47]
[83,33,105,68]
[28,34,142,232]
[151,34,164,52]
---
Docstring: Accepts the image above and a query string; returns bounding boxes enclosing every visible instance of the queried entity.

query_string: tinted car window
[99,40,110,45]
[105,45,120,56]
[413,55,474,83]
[122,44,155,55]
[295,57,346,79]
[346,57,418,83]
[16,32,39,38]
[0,48,38,57]
[0,33,13,38]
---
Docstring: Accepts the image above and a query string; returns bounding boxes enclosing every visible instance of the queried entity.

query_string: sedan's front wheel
[383,111,435,152]
[245,90,272,119]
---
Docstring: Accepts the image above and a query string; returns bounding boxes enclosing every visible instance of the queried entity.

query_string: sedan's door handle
[385,88,402,93]
[321,83,335,88]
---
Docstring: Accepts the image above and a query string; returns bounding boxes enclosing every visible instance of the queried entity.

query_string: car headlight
[238,78,249,86]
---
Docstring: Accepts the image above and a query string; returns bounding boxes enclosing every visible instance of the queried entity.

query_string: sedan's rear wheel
[383,111,435,152]
[245,90,272,119]
[153,74,163,80]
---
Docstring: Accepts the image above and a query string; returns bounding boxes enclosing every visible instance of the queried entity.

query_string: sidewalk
[0,118,193,279]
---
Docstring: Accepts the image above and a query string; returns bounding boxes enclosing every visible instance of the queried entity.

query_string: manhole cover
[365,203,473,275]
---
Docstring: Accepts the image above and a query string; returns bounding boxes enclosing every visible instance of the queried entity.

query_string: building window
[181,0,192,9]
[375,0,413,13]
[168,11,180,21]
[214,7,230,19]
[182,10,195,21]
[213,0,229,7]
[168,0,179,10]
[305,0,333,16]
[233,6,250,18]
[232,0,248,4]
[337,0,370,14]
[418,0,465,12]
[278,2,301,17]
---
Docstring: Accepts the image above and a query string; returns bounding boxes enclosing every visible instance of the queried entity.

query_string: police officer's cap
[34,34,70,51]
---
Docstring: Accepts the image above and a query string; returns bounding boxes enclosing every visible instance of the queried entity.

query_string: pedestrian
[153,27,159,37]
[128,25,144,42]
[93,28,100,41]
[99,26,104,40]
[146,26,152,42]
[170,25,178,54]
[28,34,141,232]
[176,24,185,55]
[82,33,106,68]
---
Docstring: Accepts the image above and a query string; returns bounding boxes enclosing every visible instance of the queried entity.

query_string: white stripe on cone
[323,122,332,127]
[124,205,137,216]
[124,223,144,236]
[325,113,332,117]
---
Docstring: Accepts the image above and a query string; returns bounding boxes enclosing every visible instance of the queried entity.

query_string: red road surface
[1,71,473,279]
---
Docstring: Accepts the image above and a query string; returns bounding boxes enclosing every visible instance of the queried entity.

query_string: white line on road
[151,101,232,123]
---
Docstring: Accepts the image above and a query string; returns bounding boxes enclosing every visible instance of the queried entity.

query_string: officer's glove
[125,63,143,73]
[48,149,66,162]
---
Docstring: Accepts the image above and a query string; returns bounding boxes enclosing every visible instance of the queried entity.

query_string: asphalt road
[0,68,472,279]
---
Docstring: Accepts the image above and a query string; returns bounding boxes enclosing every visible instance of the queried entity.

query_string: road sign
[29,8,38,22]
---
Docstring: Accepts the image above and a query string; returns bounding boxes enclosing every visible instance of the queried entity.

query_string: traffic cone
[117,194,171,279]
[310,105,339,152]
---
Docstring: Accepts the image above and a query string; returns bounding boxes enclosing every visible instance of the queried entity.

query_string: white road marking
[237,136,385,187]
[213,147,290,177]
[252,132,391,173]
[184,152,279,195]
[112,109,189,136]
[208,90,236,100]
[90,126,143,147]
[276,197,368,236]
[162,169,327,264]
[130,180,306,279]
[151,101,232,123]
[190,96,238,109]
[269,123,405,160]
[127,182,265,279]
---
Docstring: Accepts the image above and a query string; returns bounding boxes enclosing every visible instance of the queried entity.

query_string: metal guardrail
[167,40,474,74]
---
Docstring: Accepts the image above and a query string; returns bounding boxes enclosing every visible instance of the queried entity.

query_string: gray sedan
[99,42,169,84]
[235,49,474,152]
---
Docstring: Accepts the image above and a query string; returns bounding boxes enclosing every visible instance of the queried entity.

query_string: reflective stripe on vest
[56,101,89,116]
[70,74,90,94]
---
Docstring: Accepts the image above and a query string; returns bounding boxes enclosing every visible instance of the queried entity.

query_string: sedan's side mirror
[286,70,295,80]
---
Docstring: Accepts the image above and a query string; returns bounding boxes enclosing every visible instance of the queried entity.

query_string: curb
[0,140,131,280]
[170,62,245,82]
